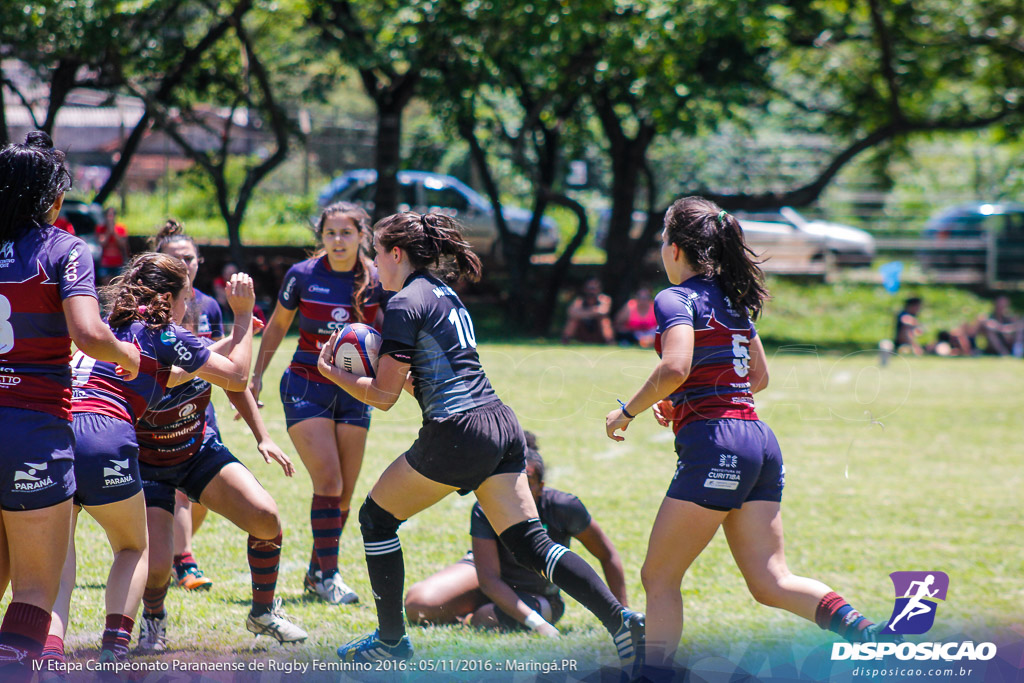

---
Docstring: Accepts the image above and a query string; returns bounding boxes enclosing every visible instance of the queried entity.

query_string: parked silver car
[318,170,560,257]
[598,206,875,271]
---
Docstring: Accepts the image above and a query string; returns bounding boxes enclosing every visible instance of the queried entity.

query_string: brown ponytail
[314,202,374,323]
[664,196,769,320]
[102,252,189,329]
[375,212,482,283]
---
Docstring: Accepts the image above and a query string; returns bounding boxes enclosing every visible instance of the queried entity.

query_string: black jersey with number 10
[379,272,497,420]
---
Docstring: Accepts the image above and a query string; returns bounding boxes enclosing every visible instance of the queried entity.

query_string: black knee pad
[358,496,403,543]
[498,518,566,580]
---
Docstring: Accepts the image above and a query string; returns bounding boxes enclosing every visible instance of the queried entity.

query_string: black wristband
[617,400,635,419]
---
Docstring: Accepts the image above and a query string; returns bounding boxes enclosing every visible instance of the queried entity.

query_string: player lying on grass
[405,436,628,635]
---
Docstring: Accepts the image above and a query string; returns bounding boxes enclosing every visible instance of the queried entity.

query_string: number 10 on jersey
[448,307,477,349]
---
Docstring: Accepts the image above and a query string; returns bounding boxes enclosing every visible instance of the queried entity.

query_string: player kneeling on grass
[605,197,899,679]
[316,212,644,676]
[44,255,253,665]
[134,285,306,652]
[405,438,629,636]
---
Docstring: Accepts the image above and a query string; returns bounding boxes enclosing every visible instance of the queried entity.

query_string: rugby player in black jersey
[316,212,644,675]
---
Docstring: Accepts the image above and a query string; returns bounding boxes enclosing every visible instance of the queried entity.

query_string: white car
[735,207,876,266]
[598,206,875,270]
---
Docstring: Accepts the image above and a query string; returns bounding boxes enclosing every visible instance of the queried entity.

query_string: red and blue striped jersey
[277,256,385,383]
[0,224,98,420]
[136,338,216,467]
[71,321,210,425]
[654,276,759,430]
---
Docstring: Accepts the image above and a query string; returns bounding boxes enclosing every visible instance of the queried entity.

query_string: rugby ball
[331,323,382,378]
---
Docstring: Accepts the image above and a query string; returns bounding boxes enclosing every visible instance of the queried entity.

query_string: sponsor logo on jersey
[282,276,296,302]
[309,284,331,294]
[703,478,740,490]
[65,248,80,282]
[0,241,14,267]
[103,459,134,487]
[13,463,56,491]
[198,314,211,336]
[0,375,21,387]
[326,306,351,331]
[173,340,194,363]
[160,329,176,345]
[178,403,197,418]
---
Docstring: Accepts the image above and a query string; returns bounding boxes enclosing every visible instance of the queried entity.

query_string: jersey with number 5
[0,224,98,420]
[378,272,497,420]
[654,276,759,430]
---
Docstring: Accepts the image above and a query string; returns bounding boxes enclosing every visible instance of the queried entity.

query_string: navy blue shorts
[0,407,76,511]
[140,436,242,514]
[668,418,785,510]
[72,412,142,507]
[280,367,372,430]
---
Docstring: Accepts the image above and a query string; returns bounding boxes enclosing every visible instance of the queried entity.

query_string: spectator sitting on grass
[561,277,614,345]
[894,296,925,355]
[980,295,1023,357]
[614,287,658,348]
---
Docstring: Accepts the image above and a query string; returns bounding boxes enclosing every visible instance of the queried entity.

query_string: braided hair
[103,252,189,329]
[375,212,482,283]
[0,132,73,241]
[314,202,375,323]
[664,196,769,320]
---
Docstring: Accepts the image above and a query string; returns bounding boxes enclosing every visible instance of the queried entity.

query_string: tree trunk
[93,110,151,205]
[372,105,403,223]
[601,139,648,304]
[42,59,79,137]
[537,192,589,334]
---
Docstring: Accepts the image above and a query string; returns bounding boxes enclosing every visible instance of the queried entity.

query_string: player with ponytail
[606,196,894,677]
[251,202,385,605]
[43,253,254,665]
[0,132,139,676]
[318,212,644,675]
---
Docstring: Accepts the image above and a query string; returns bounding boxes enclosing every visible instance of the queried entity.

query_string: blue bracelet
[617,399,635,419]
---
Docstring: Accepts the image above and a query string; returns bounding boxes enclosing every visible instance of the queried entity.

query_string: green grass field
[13,341,1023,674]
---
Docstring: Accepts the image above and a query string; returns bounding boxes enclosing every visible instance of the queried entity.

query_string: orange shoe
[175,565,213,591]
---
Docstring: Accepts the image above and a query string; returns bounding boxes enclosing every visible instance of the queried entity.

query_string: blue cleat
[613,609,646,677]
[337,630,413,663]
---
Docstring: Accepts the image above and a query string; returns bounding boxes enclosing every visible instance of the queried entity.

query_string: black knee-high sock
[500,519,623,634]
[359,497,405,643]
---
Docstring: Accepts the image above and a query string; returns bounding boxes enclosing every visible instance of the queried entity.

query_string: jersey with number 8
[0,225,98,420]
[653,275,759,431]
[378,272,496,420]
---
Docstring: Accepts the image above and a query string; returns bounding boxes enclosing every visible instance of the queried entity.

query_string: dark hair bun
[24,131,55,149]
[156,219,184,240]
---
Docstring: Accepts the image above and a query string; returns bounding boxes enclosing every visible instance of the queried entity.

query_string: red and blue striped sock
[0,602,51,664]
[310,495,342,576]
[249,533,282,616]
[143,581,169,616]
[100,614,134,659]
[39,634,65,663]
[816,591,874,641]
